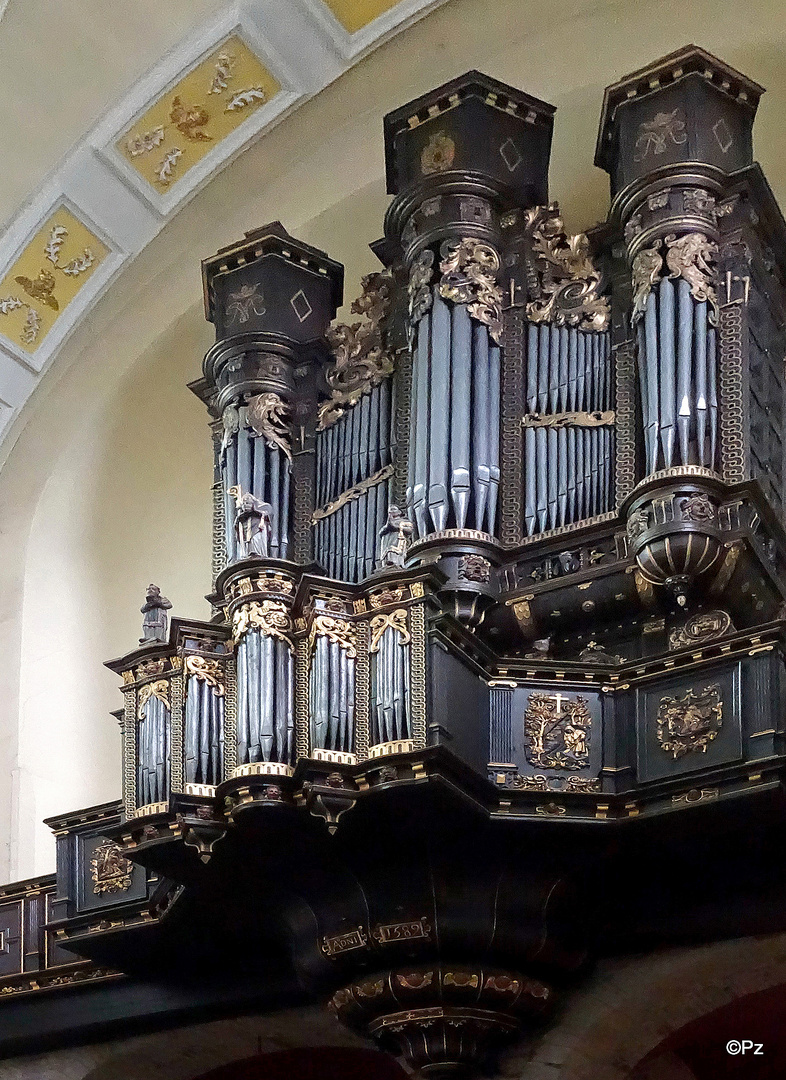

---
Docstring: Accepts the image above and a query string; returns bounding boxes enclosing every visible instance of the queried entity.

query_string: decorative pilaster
[194,222,343,570]
[383,72,555,547]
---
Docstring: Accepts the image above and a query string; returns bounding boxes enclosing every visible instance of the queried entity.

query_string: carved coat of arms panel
[635,662,743,782]
[500,686,603,791]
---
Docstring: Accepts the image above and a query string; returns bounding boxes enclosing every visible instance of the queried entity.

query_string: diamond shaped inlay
[712,118,733,154]
[499,137,523,173]
[290,289,312,323]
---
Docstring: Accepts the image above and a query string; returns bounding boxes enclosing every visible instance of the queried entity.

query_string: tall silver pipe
[450,304,472,528]
[428,292,451,532]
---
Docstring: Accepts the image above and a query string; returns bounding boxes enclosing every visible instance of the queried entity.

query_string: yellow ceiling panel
[0,209,109,353]
[117,36,280,192]
[323,0,401,33]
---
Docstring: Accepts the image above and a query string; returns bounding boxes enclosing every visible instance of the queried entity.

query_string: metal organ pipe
[634,275,720,474]
[312,378,395,583]
[522,323,614,536]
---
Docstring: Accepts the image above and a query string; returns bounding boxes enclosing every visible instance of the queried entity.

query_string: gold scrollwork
[369,608,411,653]
[438,237,503,344]
[319,272,395,429]
[184,655,225,695]
[408,249,435,328]
[657,684,722,759]
[137,680,170,718]
[522,204,610,331]
[523,410,615,429]
[310,614,357,657]
[232,600,293,650]
[311,464,394,523]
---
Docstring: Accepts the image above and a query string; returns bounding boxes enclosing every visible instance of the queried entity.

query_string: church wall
[4,0,786,878]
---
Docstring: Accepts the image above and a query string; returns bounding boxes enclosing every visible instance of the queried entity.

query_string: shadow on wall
[192,1048,409,1080]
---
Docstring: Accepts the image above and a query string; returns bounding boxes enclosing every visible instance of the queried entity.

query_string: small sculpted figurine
[140,585,172,645]
[378,505,414,569]
[229,485,273,558]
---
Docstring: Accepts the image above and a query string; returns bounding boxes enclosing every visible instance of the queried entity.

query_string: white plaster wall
[5,0,786,878]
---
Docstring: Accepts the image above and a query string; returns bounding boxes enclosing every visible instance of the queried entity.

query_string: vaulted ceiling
[0,0,448,442]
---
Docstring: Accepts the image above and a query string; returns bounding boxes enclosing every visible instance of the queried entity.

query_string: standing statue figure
[378,505,414,569]
[229,485,273,558]
[140,585,172,645]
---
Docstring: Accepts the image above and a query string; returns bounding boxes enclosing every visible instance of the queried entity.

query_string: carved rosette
[520,204,610,331]
[330,964,552,1076]
[319,271,396,429]
[438,237,504,344]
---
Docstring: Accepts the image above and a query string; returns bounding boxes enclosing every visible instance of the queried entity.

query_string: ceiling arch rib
[0,0,450,444]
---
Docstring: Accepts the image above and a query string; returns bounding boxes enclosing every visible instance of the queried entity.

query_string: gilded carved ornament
[319,272,395,430]
[408,249,435,328]
[246,392,292,463]
[312,465,394,524]
[309,614,357,657]
[369,608,411,653]
[631,232,719,325]
[90,839,133,896]
[523,692,591,771]
[184,654,225,695]
[656,684,722,759]
[521,205,610,332]
[137,680,170,718]
[232,599,293,650]
[523,410,615,430]
[438,237,504,344]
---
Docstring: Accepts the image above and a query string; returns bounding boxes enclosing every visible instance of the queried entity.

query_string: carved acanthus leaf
[138,679,171,718]
[522,204,610,332]
[630,231,718,325]
[232,600,293,649]
[246,392,292,462]
[318,271,395,429]
[184,654,225,695]
[438,237,503,344]
[309,614,356,657]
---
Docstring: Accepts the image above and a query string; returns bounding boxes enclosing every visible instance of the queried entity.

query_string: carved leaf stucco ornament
[184,654,225,695]
[309,614,357,657]
[319,271,395,429]
[246,392,292,462]
[523,205,610,332]
[438,237,504,344]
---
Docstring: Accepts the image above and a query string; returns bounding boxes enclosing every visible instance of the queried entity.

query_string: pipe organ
[43,47,786,1080]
